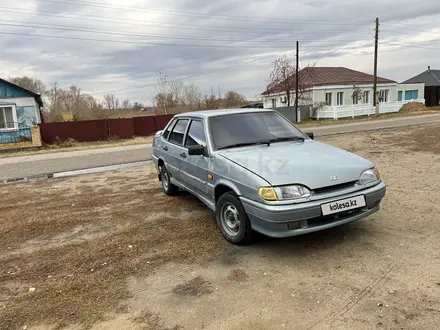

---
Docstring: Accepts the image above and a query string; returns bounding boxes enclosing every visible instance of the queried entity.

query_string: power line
[0,21,374,44]
[34,0,373,25]
[0,30,379,50]
[0,31,300,49]
[0,7,374,35]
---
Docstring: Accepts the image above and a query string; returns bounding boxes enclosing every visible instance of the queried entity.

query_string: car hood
[217,140,373,189]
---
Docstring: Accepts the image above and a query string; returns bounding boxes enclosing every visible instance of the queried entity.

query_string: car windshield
[209,111,307,150]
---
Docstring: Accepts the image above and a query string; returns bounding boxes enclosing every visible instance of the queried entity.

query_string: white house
[262,67,424,118]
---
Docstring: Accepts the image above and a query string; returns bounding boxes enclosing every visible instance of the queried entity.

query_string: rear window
[169,119,189,145]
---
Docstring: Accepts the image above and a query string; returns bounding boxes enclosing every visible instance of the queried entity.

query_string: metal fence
[0,123,32,144]
[39,115,174,143]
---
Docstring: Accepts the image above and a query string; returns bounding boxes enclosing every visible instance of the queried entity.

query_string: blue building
[0,78,44,144]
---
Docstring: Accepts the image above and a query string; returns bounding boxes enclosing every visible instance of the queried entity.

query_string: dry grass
[227,269,250,282]
[172,276,213,297]
[134,311,182,330]
[0,170,226,329]
[0,136,153,159]
[387,124,440,154]
[400,101,428,112]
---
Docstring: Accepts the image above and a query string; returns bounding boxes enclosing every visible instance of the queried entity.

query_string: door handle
[163,146,168,151]
[180,152,187,158]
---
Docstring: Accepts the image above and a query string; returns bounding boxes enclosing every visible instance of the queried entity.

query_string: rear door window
[169,119,189,145]
[162,119,176,140]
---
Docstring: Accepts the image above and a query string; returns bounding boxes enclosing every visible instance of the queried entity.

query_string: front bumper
[240,181,386,238]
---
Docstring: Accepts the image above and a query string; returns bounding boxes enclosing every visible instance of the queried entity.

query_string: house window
[398,91,403,101]
[0,106,17,130]
[325,92,333,106]
[337,92,344,106]
[379,90,389,102]
[363,91,370,104]
[271,99,276,108]
[405,90,418,100]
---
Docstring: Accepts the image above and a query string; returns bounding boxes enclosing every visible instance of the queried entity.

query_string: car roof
[174,108,275,119]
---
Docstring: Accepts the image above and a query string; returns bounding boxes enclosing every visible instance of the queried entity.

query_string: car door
[163,118,189,184]
[180,119,209,197]
[156,118,176,167]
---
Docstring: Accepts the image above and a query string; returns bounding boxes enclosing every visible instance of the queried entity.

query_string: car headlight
[258,185,311,201]
[359,168,380,185]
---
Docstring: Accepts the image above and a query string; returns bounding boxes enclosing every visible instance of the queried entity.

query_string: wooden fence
[314,99,425,120]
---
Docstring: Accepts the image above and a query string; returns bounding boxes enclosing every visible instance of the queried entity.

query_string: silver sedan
[152,109,386,245]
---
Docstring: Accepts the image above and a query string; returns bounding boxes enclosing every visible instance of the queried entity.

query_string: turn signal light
[258,187,278,201]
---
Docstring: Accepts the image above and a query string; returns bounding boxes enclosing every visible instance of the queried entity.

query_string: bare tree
[103,93,119,110]
[267,55,315,107]
[205,87,220,110]
[351,85,363,104]
[44,83,103,121]
[155,69,169,114]
[268,55,295,107]
[133,102,144,110]
[182,83,202,110]
[169,80,184,108]
[224,90,247,108]
[121,99,132,109]
[44,82,61,121]
[8,76,46,94]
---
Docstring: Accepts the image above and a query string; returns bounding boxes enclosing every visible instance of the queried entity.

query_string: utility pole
[295,41,299,122]
[373,17,379,115]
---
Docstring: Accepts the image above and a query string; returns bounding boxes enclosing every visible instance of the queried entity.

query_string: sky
[1,0,440,105]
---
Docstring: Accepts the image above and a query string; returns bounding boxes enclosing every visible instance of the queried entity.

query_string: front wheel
[216,192,254,245]
[160,165,178,195]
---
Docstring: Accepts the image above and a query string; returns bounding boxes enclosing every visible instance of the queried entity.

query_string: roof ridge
[430,70,440,83]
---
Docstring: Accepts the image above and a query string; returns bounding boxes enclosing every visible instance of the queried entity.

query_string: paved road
[0,144,152,181]
[2,113,440,181]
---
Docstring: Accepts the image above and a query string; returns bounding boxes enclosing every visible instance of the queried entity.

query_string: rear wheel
[216,192,254,245]
[160,165,178,195]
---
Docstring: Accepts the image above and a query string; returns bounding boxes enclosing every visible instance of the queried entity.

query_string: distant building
[0,78,44,144]
[240,102,263,109]
[402,66,440,106]
[262,67,424,109]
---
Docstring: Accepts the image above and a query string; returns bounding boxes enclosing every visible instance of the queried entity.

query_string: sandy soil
[1,124,440,330]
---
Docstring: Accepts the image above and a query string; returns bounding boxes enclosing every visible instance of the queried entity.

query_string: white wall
[312,83,398,105]
[263,90,313,108]
[397,83,425,100]
[263,83,408,108]
[0,97,37,107]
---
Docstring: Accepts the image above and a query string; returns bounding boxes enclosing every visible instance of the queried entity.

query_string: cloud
[0,0,439,104]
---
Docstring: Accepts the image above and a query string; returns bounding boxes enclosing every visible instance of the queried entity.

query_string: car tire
[160,165,178,195]
[216,192,254,245]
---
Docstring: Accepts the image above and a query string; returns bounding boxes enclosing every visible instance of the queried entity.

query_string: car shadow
[248,221,375,257]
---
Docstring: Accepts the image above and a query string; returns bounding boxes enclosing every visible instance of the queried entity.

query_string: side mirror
[305,132,314,140]
[188,145,205,156]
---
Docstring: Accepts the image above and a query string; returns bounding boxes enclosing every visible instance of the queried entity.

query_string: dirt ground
[1,124,440,330]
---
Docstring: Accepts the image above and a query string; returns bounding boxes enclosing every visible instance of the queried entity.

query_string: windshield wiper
[218,140,271,150]
[269,136,305,143]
